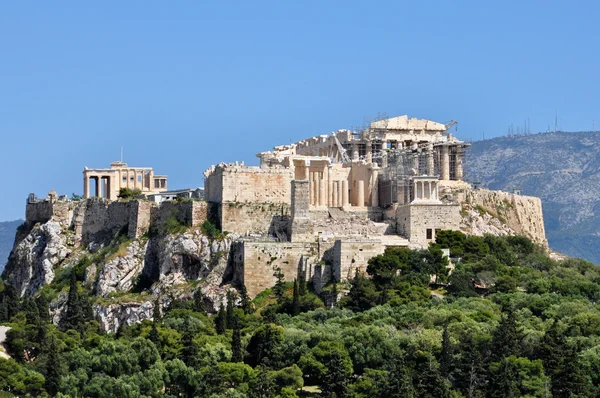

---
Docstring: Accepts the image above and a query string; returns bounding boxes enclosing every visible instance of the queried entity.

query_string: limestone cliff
[459,188,548,248]
[2,199,234,333]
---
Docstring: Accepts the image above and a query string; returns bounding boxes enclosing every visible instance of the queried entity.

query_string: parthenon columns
[427,143,435,175]
[440,145,450,181]
[455,146,464,180]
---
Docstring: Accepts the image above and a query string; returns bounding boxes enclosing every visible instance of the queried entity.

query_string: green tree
[240,285,253,314]
[149,300,161,348]
[249,367,277,398]
[538,322,588,397]
[44,337,61,396]
[272,265,286,301]
[215,305,227,335]
[489,356,549,398]
[491,309,523,362]
[232,320,243,363]
[61,273,88,335]
[291,279,300,316]
[226,290,236,329]
[180,319,198,367]
[344,270,377,312]
[439,325,453,379]
[193,289,206,313]
[321,348,353,398]
[245,324,284,368]
[0,283,20,322]
[384,357,415,398]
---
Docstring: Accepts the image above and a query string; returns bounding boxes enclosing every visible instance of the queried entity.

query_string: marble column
[95,177,100,198]
[333,181,339,207]
[455,146,464,180]
[84,175,90,199]
[371,170,378,207]
[427,143,435,175]
[342,180,349,207]
[309,172,315,205]
[441,146,450,180]
[318,177,325,207]
[357,180,365,207]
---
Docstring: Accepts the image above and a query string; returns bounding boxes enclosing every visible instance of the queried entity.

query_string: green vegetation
[117,187,142,199]
[2,231,600,396]
[162,209,188,235]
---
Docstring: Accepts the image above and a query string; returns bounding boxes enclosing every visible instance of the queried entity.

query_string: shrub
[201,220,221,239]
[118,188,142,199]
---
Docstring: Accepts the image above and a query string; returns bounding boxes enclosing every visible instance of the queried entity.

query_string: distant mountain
[466,131,600,263]
[0,220,22,272]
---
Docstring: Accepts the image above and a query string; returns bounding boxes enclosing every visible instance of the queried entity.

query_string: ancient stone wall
[333,239,385,281]
[465,189,547,247]
[397,203,461,246]
[74,199,132,245]
[207,164,292,204]
[290,180,313,242]
[128,200,154,238]
[25,201,54,224]
[240,241,318,297]
[220,202,290,236]
[152,201,208,231]
[25,201,74,227]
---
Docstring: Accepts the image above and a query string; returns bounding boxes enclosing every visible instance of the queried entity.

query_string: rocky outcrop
[94,301,154,334]
[3,196,236,332]
[95,240,148,296]
[158,231,231,283]
[460,189,548,248]
[3,221,72,297]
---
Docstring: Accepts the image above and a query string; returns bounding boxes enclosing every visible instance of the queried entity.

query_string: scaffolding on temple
[378,143,440,207]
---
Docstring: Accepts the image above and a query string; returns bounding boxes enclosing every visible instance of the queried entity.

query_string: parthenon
[83,161,168,200]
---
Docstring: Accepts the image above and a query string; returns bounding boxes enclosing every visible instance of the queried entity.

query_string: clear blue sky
[1,1,598,221]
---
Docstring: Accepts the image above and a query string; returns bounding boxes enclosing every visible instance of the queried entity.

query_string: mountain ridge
[0,220,21,272]
[465,130,600,263]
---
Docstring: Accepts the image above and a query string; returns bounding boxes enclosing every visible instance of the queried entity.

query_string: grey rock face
[5,221,71,297]
[95,240,148,296]
[158,230,231,284]
[94,301,154,334]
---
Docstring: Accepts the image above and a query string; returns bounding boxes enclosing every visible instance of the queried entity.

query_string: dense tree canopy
[1,231,600,397]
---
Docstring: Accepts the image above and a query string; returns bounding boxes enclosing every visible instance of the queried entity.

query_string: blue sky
[1,1,598,220]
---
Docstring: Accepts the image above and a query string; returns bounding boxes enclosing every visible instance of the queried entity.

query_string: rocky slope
[0,220,21,272]
[466,131,600,263]
[2,206,236,333]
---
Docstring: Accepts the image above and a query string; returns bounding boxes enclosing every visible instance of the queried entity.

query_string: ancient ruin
[83,161,168,200]
[15,115,547,303]
[201,115,498,295]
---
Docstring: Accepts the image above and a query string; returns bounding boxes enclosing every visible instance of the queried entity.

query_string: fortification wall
[151,201,207,231]
[26,201,75,227]
[28,199,209,246]
[220,202,290,236]
[207,165,292,204]
[397,203,461,246]
[333,239,384,281]
[464,189,548,247]
[240,241,318,297]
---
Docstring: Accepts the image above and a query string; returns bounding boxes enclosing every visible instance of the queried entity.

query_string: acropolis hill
[3,115,548,331]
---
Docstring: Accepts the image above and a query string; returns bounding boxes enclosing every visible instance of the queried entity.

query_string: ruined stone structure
[203,115,473,295]
[10,115,547,305]
[25,193,207,245]
[83,161,168,200]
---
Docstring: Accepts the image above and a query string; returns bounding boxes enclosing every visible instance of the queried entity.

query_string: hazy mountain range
[0,220,21,272]
[466,130,600,264]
